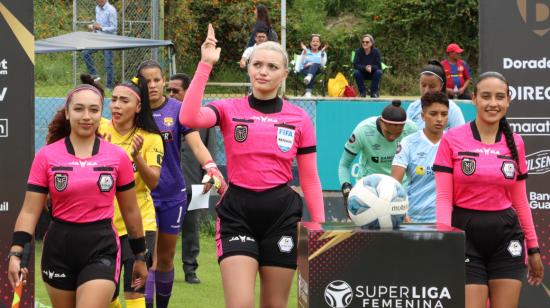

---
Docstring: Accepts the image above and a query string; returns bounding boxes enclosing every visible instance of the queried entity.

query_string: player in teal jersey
[391,92,449,223]
[339,100,417,205]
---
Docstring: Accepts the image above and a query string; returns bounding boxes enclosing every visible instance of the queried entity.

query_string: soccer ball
[347,174,408,229]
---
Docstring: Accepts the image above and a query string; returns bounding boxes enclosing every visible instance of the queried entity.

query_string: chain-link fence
[34,0,318,163]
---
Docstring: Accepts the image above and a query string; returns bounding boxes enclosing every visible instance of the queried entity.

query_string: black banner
[298,223,465,308]
[0,0,34,307]
[480,1,550,306]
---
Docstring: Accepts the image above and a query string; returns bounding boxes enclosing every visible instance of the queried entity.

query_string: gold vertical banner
[480,1,550,307]
[0,1,34,307]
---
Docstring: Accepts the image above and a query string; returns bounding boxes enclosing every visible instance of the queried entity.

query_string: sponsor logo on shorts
[278,236,294,253]
[508,240,522,257]
[501,161,516,179]
[234,125,248,142]
[228,235,255,243]
[97,173,114,192]
[43,269,66,279]
[54,173,69,191]
[461,157,476,176]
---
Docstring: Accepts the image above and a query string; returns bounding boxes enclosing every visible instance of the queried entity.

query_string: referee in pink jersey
[179,24,325,308]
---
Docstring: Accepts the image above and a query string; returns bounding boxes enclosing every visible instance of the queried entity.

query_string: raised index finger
[207,23,216,40]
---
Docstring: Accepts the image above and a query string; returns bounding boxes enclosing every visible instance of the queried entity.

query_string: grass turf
[34,234,298,307]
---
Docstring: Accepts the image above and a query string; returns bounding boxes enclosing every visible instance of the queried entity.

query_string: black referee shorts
[41,219,119,291]
[216,183,303,269]
[112,230,156,298]
[452,206,526,284]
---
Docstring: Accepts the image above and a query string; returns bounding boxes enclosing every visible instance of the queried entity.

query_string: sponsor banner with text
[481,1,550,305]
[0,1,34,307]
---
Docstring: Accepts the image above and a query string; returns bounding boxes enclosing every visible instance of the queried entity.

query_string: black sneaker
[185,273,201,284]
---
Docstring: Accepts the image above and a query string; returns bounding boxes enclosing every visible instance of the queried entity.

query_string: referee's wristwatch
[7,251,23,260]
[134,250,147,262]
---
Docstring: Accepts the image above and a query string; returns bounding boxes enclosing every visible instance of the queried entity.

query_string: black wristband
[12,231,32,248]
[527,247,540,255]
[7,251,23,260]
[129,237,146,255]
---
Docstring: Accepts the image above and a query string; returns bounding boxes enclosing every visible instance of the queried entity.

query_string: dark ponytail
[475,71,519,166]
[46,74,104,144]
[381,99,407,123]
[500,117,519,166]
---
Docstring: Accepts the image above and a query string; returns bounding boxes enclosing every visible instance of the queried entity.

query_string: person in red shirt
[7,76,147,307]
[441,43,472,99]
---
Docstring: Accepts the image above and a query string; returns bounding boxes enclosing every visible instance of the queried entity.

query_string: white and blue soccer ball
[347,174,408,229]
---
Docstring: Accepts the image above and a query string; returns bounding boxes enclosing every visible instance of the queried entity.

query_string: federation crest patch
[276,127,295,152]
[501,161,516,179]
[54,173,68,192]
[277,236,294,253]
[461,157,476,176]
[234,125,248,143]
[507,240,522,257]
[163,117,174,127]
[97,174,114,192]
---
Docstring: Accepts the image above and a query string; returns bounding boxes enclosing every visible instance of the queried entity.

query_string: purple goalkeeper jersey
[151,97,195,203]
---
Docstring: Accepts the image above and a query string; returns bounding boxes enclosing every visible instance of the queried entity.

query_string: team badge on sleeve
[461,157,476,176]
[234,125,248,143]
[97,174,114,192]
[276,127,295,152]
[54,173,69,192]
[501,161,516,179]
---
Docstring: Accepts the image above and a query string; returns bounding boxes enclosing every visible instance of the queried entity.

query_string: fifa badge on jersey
[461,157,476,176]
[234,124,248,143]
[97,174,114,192]
[415,166,425,175]
[276,126,295,152]
[54,173,69,192]
[163,117,174,127]
[501,161,516,179]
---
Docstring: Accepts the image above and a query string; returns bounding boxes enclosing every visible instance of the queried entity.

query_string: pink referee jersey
[434,121,527,211]
[434,121,539,248]
[207,97,317,191]
[27,137,135,223]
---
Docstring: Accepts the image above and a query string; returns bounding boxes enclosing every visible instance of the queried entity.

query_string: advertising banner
[297,223,465,308]
[480,1,550,306]
[0,1,34,307]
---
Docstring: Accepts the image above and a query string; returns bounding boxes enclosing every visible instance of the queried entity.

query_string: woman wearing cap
[442,43,473,99]
[338,100,417,205]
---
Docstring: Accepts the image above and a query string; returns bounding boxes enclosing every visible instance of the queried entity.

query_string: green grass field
[34,234,298,307]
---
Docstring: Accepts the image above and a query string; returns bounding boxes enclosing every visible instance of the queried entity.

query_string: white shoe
[303,74,312,84]
[304,91,312,98]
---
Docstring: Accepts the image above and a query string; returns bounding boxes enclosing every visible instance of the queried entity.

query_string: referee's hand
[131,257,148,290]
[527,253,544,286]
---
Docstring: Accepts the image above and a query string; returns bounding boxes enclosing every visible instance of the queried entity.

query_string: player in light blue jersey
[392,91,449,223]
[406,60,464,130]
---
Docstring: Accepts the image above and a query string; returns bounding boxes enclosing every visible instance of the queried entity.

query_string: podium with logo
[297,222,465,308]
